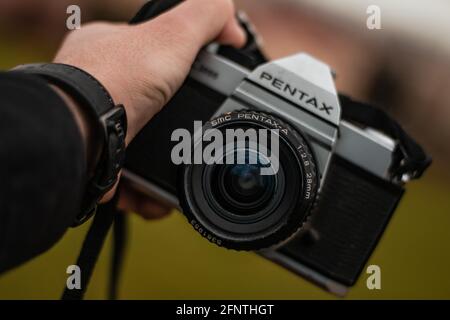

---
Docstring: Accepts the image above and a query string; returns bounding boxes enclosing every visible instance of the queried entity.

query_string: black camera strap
[61,193,122,300]
[130,0,267,69]
[338,94,431,181]
[62,0,266,300]
[129,0,181,24]
[61,0,179,300]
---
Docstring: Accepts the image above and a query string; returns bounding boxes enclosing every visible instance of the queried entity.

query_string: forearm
[0,72,86,273]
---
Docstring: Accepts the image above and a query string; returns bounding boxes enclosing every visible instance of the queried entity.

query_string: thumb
[116,0,247,139]
[139,0,246,52]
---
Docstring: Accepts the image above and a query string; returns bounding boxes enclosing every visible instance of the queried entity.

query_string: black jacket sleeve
[0,72,86,273]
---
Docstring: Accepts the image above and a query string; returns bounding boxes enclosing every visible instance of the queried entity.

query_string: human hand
[54,0,246,143]
[53,0,246,218]
[117,181,172,220]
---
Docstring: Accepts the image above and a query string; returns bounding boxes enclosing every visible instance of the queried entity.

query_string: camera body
[124,45,408,295]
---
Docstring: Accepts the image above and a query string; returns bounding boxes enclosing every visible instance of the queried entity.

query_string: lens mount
[178,111,318,250]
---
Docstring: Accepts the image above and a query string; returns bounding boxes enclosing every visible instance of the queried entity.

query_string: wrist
[13,62,127,225]
[52,57,160,144]
[51,84,102,176]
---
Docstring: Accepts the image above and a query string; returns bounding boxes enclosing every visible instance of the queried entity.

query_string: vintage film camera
[124,1,430,295]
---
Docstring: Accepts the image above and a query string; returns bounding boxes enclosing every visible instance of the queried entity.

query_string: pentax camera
[124,1,430,295]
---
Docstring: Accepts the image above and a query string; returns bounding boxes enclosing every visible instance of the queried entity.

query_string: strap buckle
[393,143,432,183]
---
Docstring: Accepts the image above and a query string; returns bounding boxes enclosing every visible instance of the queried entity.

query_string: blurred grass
[0,35,449,300]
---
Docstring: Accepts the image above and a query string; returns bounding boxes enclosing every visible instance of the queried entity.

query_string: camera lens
[209,149,283,220]
[179,111,318,251]
[221,162,273,210]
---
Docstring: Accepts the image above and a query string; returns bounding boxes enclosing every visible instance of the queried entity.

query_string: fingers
[142,0,246,49]
[99,180,119,204]
[118,182,173,220]
[99,169,122,204]
[120,1,246,141]
[100,179,172,221]
[216,13,247,47]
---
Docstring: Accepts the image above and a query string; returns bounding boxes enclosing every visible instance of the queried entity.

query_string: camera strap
[61,0,179,300]
[61,193,126,300]
[130,0,267,69]
[338,94,432,181]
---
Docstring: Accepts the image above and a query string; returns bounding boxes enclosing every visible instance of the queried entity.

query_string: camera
[125,1,430,295]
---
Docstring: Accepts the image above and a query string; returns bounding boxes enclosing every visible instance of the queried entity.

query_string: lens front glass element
[212,149,278,216]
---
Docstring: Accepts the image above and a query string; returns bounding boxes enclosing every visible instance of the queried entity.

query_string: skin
[52,0,246,220]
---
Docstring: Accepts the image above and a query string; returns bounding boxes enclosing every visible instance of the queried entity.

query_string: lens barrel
[179,111,318,250]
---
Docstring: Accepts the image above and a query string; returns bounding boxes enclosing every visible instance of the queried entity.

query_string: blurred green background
[0,0,449,299]
[0,158,449,299]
